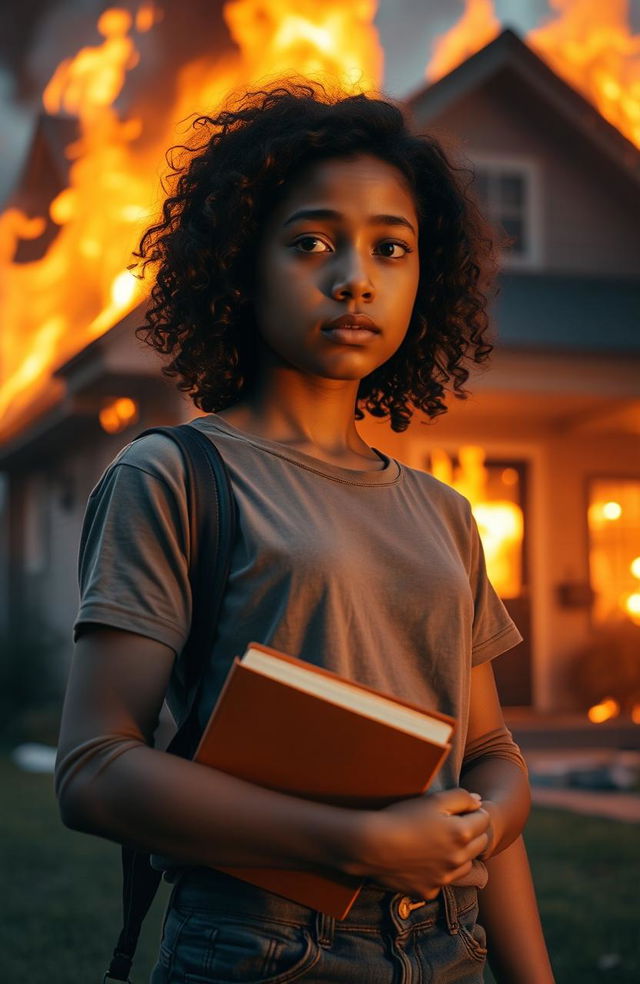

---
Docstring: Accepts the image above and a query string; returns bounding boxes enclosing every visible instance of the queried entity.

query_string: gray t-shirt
[74,414,522,882]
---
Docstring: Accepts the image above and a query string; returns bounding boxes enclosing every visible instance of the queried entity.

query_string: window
[424,446,526,600]
[588,478,640,626]
[471,155,542,270]
[23,473,48,575]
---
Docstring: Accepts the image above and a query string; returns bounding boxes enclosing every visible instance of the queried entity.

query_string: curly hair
[134,79,500,432]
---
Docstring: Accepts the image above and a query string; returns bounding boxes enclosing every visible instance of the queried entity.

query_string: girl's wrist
[321,807,383,879]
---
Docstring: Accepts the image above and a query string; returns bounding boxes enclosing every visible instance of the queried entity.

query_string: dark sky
[1,0,639,205]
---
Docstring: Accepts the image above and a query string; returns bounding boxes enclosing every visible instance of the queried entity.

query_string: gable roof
[405,28,640,193]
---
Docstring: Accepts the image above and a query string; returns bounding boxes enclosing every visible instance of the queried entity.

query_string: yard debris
[10,743,57,773]
[597,953,622,971]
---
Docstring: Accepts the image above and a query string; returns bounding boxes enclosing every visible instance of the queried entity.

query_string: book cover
[193,642,454,918]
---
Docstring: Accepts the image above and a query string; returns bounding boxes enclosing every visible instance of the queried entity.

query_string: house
[1,29,639,716]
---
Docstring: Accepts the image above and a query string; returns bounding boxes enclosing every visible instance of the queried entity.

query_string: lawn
[2,755,638,983]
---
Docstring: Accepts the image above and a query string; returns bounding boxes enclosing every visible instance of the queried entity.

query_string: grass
[2,755,639,983]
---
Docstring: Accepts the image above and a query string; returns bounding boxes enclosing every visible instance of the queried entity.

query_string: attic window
[471,156,542,269]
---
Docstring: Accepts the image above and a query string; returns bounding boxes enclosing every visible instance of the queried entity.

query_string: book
[193,641,455,919]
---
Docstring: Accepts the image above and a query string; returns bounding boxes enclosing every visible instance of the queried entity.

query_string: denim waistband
[170,867,478,937]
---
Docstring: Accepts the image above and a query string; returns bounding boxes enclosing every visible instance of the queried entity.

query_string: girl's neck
[220,380,380,468]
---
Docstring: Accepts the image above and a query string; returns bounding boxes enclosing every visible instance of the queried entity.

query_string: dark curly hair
[134,79,500,432]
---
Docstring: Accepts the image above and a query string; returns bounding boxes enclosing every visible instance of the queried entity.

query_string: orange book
[193,642,455,919]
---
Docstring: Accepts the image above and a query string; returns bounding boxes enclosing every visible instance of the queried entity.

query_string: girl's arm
[480,836,556,984]
[460,661,531,857]
[56,626,491,896]
[460,662,554,982]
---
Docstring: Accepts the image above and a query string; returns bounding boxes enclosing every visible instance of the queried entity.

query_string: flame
[99,396,139,433]
[429,445,524,598]
[0,2,383,440]
[631,704,640,724]
[426,0,500,82]
[425,0,640,151]
[587,697,621,722]
[528,0,640,150]
[225,0,381,90]
[43,9,139,118]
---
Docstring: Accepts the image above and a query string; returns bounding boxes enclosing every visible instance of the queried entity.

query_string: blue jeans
[150,868,487,983]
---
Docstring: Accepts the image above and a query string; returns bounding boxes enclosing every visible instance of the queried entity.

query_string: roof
[7,113,79,263]
[405,28,640,194]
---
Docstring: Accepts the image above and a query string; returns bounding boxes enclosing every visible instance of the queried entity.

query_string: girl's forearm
[480,836,555,984]
[56,738,361,875]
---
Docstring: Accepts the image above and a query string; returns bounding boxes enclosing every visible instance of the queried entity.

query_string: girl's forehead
[277,154,417,216]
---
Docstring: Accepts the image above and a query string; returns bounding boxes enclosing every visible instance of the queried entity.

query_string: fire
[225,0,381,90]
[425,0,640,151]
[99,397,139,434]
[43,9,139,118]
[588,697,621,723]
[426,0,500,82]
[429,445,524,598]
[0,2,382,440]
[528,0,640,150]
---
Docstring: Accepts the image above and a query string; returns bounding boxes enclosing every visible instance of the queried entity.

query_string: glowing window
[588,479,640,625]
[425,447,525,599]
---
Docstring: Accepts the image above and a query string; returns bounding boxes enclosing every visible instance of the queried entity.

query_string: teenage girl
[56,81,555,983]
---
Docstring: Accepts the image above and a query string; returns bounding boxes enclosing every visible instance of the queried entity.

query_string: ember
[587,697,621,723]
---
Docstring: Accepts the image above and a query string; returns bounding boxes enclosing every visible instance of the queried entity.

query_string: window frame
[468,152,544,271]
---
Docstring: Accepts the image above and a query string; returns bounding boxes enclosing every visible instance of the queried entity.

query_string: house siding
[417,74,640,280]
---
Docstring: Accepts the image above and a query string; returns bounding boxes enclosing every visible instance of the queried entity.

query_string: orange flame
[0,2,382,440]
[587,697,621,723]
[99,396,139,433]
[43,9,139,118]
[528,0,640,150]
[426,0,500,82]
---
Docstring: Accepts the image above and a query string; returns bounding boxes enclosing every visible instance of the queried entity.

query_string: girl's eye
[377,241,412,258]
[293,236,331,253]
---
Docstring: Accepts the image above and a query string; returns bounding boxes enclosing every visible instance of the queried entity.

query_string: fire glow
[587,697,621,723]
[1,1,639,438]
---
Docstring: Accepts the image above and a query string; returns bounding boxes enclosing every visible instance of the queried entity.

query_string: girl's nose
[330,252,375,302]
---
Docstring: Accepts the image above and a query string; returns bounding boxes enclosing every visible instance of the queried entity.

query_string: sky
[0,0,639,206]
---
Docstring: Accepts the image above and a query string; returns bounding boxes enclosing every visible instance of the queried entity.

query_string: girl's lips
[321,326,380,345]
[321,313,381,345]
[322,313,380,332]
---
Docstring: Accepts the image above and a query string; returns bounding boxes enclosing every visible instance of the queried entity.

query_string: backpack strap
[104,423,237,983]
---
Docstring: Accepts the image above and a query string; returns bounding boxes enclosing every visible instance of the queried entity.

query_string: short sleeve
[468,510,523,666]
[73,435,192,655]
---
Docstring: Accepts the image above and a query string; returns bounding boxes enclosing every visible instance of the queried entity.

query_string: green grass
[2,755,639,983]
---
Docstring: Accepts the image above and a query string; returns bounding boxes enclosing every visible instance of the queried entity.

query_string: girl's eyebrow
[282,207,416,236]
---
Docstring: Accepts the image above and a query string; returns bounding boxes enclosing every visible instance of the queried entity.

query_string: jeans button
[397,897,412,919]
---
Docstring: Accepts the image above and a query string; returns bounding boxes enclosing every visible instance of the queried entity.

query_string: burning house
[1,4,639,721]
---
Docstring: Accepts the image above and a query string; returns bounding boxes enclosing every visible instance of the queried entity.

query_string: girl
[56,81,554,983]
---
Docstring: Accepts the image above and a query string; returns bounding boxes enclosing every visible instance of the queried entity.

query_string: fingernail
[470,792,482,801]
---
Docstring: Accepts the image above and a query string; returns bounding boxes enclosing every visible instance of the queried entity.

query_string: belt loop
[441,886,459,935]
[314,910,335,948]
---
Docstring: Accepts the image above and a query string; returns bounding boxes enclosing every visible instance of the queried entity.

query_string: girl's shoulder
[92,430,189,503]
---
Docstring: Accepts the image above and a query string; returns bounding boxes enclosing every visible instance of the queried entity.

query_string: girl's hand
[350,788,491,899]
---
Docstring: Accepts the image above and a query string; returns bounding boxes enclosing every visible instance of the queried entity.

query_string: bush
[0,614,66,744]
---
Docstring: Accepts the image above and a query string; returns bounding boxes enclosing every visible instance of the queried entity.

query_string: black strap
[105,423,237,982]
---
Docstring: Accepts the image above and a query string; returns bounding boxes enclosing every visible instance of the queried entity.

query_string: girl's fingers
[465,831,490,860]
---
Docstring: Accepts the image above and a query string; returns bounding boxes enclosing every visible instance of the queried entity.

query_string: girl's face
[253,153,420,385]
